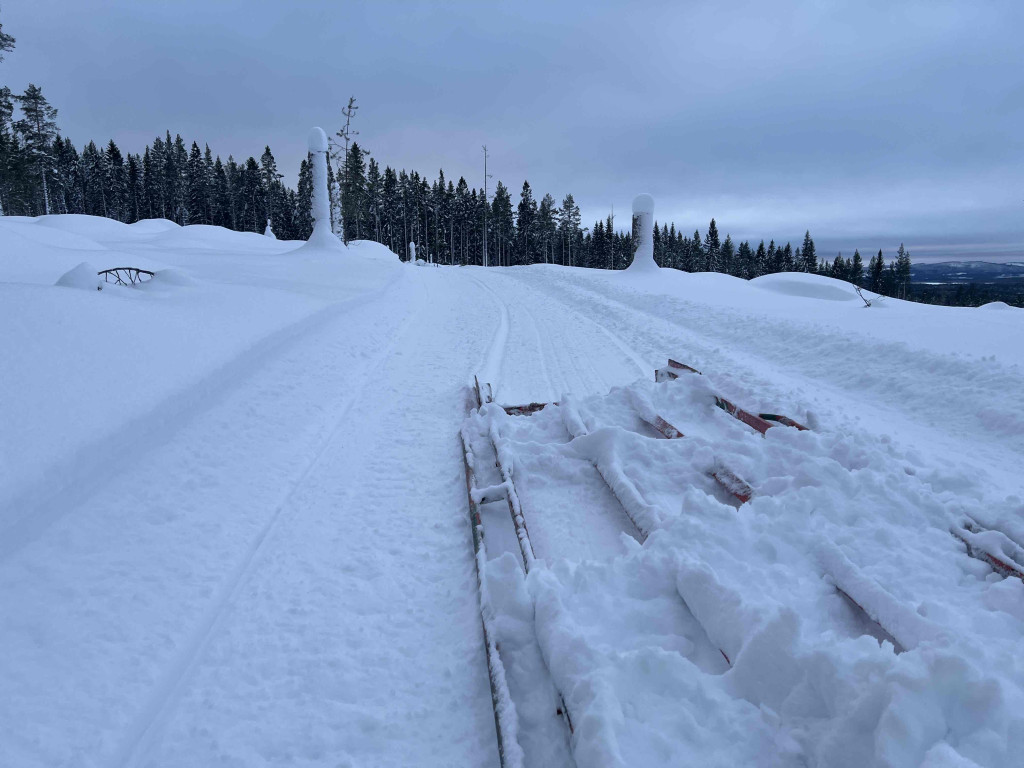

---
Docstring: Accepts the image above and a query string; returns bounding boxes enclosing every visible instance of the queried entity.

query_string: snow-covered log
[627,193,657,271]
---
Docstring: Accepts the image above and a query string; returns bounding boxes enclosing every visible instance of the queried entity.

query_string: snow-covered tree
[627,193,656,271]
[305,126,342,250]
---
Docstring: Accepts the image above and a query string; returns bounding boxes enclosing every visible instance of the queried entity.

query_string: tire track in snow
[108,278,426,768]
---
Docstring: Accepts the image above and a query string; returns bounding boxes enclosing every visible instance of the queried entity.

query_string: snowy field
[1,215,1023,767]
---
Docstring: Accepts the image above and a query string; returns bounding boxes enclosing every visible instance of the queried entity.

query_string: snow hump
[307,127,328,153]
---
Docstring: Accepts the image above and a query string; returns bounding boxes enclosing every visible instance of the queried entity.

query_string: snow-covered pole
[627,193,657,271]
[409,241,416,262]
[306,127,342,250]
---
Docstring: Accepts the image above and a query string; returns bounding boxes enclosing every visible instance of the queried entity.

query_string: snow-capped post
[409,241,416,262]
[627,193,657,271]
[264,218,276,239]
[305,127,343,251]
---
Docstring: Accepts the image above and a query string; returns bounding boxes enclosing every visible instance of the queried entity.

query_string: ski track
[112,284,424,768]
[0,266,408,562]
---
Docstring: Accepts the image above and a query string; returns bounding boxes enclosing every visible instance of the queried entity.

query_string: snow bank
[348,239,401,262]
[751,271,861,302]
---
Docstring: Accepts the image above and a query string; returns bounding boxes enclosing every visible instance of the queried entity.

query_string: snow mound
[979,301,1015,311]
[55,262,102,291]
[751,271,861,302]
[1,217,106,252]
[347,240,399,262]
[151,224,278,250]
[147,268,197,288]
[128,218,181,233]
[36,214,141,240]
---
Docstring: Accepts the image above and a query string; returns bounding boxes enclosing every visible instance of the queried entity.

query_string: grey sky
[4,0,1023,260]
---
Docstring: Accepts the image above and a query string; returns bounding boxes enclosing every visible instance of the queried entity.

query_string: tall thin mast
[482,145,492,267]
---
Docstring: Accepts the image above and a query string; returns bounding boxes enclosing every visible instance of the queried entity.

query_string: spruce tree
[801,230,816,272]
[516,181,537,265]
[211,156,231,228]
[295,156,313,239]
[104,140,127,221]
[342,142,367,242]
[126,153,143,222]
[703,219,720,271]
[895,243,912,299]
[185,141,207,224]
[753,240,767,276]
[81,141,106,216]
[869,250,885,292]
[851,249,864,286]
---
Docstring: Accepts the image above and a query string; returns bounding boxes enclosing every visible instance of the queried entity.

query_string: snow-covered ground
[1,215,1022,767]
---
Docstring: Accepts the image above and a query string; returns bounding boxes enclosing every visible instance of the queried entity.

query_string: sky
[3,0,1023,261]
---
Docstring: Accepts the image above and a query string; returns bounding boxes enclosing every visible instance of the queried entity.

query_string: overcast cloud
[3,0,1023,260]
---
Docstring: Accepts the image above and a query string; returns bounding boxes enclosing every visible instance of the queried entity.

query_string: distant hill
[911,261,1024,283]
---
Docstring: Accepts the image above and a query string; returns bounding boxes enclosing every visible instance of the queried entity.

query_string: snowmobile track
[108,292,418,768]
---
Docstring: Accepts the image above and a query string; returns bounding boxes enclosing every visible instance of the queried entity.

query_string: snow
[751,271,862,302]
[2,213,1024,767]
[54,260,102,290]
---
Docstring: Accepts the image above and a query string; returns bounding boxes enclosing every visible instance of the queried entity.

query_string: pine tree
[14,84,59,214]
[0,13,14,62]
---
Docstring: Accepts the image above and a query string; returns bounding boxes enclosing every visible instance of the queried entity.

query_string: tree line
[1,10,928,308]
[0,81,926,303]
